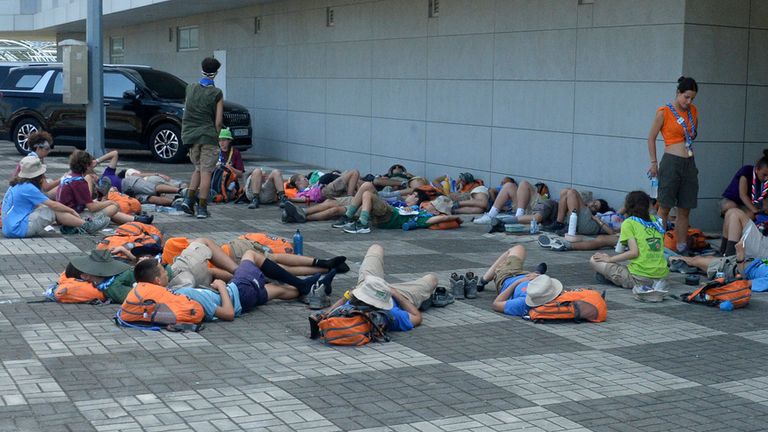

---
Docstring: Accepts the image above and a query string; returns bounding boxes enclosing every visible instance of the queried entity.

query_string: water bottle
[402,219,419,231]
[649,177,659,199]
[567,211,578,236]
[293,229,303,255]
[720,300,734,311]
[529,219,539,234]
[715,271,725,280]
[615,238,624,253]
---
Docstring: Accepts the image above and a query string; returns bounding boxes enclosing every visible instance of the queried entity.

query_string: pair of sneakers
[538,234,571,251]
[304,283,331,310]
[60,213,111,235]
[282,201,307,223]
[181,197,210,219]
[450,272,479,299]
[332,215,371,234]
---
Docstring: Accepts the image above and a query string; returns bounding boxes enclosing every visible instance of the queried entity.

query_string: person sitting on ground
[287,169,361,204]
[12,131,60,196]
[2,156,110,237]
[136,249,337,321]
[244,168,286,209]
[590,191,669,295]
[118,168,185,206]
[545,188,615,236]
[669,239,768,291]
[325,244,437,331]
[215,127,245,181]
[58,150,153,226]
[718,207,768,258]
[373,164,414,191]
[720,150,768,218]
[483,245,559,316]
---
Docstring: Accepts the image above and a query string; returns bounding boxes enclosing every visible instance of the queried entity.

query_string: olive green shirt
[105,265,173,304]
[181,83,223,146]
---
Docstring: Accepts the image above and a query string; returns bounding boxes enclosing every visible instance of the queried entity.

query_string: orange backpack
[97,222,163,259]
[210,165,243,203]
[46,272,106,304]
[429,219,462,230]
[527,289,608,323]
[684,278,751,309]
[238,232,294,254]
[162,236,190,265]
[117,282,204,326]
[107,191,141,214]
[664,228,709,251]
[310,305,389,346]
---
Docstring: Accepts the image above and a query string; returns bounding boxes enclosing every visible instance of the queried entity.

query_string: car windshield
[127,68,187,100]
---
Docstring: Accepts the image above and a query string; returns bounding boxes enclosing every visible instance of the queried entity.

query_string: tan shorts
[335,196,353,206]
[706,256,739,280]
[26,206,56,236]
[227,238,272,262]
[370,195,394,225]
[494,256,529,288]
[356,247,436,309]
[169,241,213,289]
[245,174,278,203]
[594,262,655,289]
[188,144,218,172]
[322,176,349,198]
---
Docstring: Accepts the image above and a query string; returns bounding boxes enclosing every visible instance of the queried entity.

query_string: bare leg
[569,234,618,251]
[198,170,212,201]
[482,245,526,284]
[555,189,571,223]
[676,207,690,251]
[720,199,738,216]
[492,182,518,211]
[307,207,345,221]
[669,255,715,272]
[56,212,85,227]
[270,170,285,193]
[306,199,340,215]
[453,197,488,214]
[147,196,173,206]
[155,185,180,194]
[111,211,135,224]
[724,208,748,242]
[209,267,233,282]
[250,168,264,195]
[345,170,360,196]
[265,283,301,300]
[657,206,671,227]
[194,237,238,274]
[515,181,534,212]
[189,169,201,192]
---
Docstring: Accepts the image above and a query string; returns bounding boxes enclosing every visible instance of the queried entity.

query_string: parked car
[0,64,251,162]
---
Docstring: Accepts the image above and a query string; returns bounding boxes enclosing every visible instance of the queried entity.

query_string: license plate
[232,128,248,137]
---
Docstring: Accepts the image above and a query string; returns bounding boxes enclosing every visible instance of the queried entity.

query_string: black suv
[0,64,251,162]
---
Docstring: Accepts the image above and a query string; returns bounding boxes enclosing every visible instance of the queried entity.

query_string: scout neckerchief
[666,103,696,157]
[751,167,768,205]
[95,276,116,291]
[199,70,216,87]
[628,216,665,235]
[218,148,233,166]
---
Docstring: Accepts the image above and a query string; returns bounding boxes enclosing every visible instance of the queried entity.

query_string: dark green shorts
[658,154,698,209]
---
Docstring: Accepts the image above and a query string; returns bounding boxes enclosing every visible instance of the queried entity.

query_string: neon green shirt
[620,217,669,279]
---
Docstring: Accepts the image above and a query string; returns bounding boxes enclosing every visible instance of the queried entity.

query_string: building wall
[102,0,768,230]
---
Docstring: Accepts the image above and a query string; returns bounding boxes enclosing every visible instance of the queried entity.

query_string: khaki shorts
[356,247,436,309]
[658,154,699,209]
[335,196,353,206]
[227,238,272,262]
[595,262,656,289]
[245,174,278,203]
[26,206,55,236]
[494,255,529,288]
[169,241,213,289]
[577,207,601,236]
[322,175,349,198]
[369,195,394,226]
[706,256,739,280]
[188,144,218,172]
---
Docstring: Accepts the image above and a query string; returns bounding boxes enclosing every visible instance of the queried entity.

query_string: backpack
[428,220,462,230]
[45,272,106,304]
[309,305,390,346]
[116,282,204,329]
[664,228,709,251]
[107,191,141,214]
[97,222,163,259]
[526,289,608,323]
[210,165,243,203]
[162,236,190,265]
[239,232,294,254]
[683,278,751,309]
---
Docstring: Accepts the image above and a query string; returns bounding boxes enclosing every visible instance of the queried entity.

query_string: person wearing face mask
[720,150,768,219]
[647,76,699,255]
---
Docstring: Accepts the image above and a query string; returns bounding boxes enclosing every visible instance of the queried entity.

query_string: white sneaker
[473,213,493,224]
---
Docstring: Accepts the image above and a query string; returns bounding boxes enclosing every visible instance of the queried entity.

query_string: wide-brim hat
[431,195,453,215]
[18,155,46,179]
[525,274,564,307]
[69,249,131,277]
[352,275,394,310]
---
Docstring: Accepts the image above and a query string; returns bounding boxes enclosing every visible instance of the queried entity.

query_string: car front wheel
[149,123,187,163]
[12,118,42,155]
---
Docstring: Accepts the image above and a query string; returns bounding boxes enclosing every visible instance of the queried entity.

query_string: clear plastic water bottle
[293,229,303,256]
[529,219,539,234]
[615,238,624,253]
[649,177,659,199]
[567,211,578,236]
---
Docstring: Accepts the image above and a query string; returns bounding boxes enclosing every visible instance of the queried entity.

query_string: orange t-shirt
[658,104,698,146]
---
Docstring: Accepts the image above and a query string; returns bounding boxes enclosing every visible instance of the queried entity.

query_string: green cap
[219,127,233,141]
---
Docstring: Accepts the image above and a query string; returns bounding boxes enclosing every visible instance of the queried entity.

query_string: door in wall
[213,49,227,98]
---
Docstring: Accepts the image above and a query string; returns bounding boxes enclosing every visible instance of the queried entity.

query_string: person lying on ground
[538,234,619,252]
[720,149,768,218]
[244,168,286,209]
[2,156,110,237]
[325,244,437,331]
[287,169,361,204]
[669,239,768,291]
[118,168,185,206]
[718,207,768,258]
[473,180,539,225]
[57,150,153,226]
[12,131,60,196]
[372,164,414,190]
[544,188,615,236]
[484,245,560,316]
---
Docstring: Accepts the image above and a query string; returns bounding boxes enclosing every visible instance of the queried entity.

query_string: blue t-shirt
[1,183,49,238]
[746,260,768,292]
[500,274,531,316]
[343,300,414,332]
[175,283,242,321]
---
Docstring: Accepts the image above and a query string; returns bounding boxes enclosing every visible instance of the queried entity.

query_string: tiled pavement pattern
[0,147,768,431]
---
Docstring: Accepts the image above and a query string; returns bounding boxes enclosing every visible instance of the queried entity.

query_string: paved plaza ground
[0,145,767,432]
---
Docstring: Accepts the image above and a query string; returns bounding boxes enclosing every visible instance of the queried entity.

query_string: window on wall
[177,26,199,51]
[109,36,124,64]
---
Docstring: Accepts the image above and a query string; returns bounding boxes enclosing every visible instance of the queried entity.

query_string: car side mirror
[123,90,138,100]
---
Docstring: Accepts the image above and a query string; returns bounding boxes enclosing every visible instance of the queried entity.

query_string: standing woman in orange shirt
[647,76,699,255]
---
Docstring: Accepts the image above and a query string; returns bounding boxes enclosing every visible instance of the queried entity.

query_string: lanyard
[199,77,215,87]
[666,103,696,152]
[752,168,768,205]
[218,148,233,166]
[628,216,665,235]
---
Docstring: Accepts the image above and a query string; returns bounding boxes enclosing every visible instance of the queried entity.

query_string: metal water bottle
[293,229,303,255]
[529,219,539,234]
